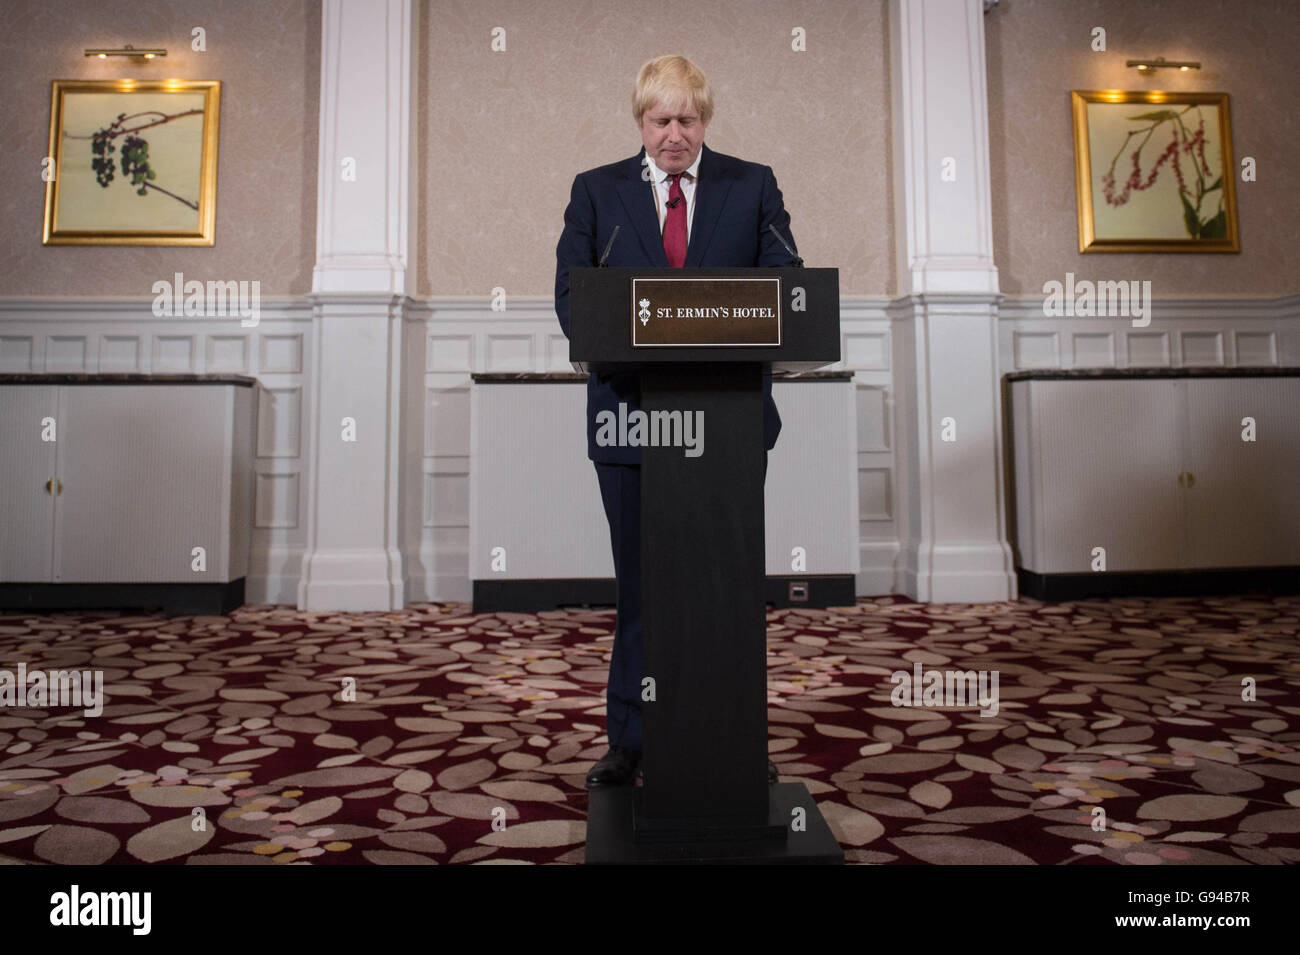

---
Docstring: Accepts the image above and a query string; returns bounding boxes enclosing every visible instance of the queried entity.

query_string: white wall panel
[257,386,302,458]
[0,337,34,371]
[153,335,196,371]
[859,468,893,522]
[260,334,304,373]
[47,337,86,371]
[1129,332,1171,366]
[999,295,1300,373]
[856,385,889,452]
[1012,331,1059,368]
[545,333,571,371]
[1235,332,1276,365]
[427,335,471,371]
[424,386,469,457]
[1179,332,1224,366]
[255,472,300,529]
[1072,333,1115,367]
[411,296,898,601]
[4,290,1295,606]
[206,335,249,373]
[485,334,532,371]
[844,332,889,370]
[100,336,141,370]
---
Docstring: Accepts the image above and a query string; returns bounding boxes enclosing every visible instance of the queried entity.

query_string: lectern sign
[631,277,781,347]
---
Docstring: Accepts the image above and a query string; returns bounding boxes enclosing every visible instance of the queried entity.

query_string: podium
[571,267,845,864]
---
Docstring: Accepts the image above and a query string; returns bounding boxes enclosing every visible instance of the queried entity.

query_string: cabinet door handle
[1185,471,1194,489]
[45,477,53,495]
[56,478,63,495]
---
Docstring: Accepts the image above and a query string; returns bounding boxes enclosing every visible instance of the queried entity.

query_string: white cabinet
[469,373,860,609]
[0,376,255,612]
[0,385,58,582]
[1007,371,1300,591]
[1183,379,1300,568]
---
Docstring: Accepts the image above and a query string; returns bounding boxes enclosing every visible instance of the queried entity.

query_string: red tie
[663,173,687,267]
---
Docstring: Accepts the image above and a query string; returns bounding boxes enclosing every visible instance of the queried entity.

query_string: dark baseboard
[1016,567,1300,601]
[472,574,857,613]
[0,579,246,616]
[764,574,857,609]
[473,578,616,612]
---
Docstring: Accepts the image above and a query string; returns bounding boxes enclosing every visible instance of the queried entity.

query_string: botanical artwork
[43,80,220,245]
[1071,91,1238,253]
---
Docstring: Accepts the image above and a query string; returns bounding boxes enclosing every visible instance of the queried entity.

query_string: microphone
[598,225,621,267]
[768,223,804,267]
[667,196,684,209]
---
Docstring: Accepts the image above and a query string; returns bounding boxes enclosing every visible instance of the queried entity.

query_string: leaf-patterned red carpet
[1,595,1297,864]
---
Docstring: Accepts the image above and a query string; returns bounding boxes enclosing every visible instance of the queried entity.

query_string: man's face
[638,98,707,175]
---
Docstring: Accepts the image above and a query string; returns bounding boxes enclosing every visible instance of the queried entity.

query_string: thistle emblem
[638,298,651,326]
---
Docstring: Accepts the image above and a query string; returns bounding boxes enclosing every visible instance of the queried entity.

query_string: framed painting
[43,79,220,246]
[1071,90,1238,253]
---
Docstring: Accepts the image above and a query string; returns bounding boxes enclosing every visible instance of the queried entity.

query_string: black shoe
[768,759,779,785]
[586,746,641,789]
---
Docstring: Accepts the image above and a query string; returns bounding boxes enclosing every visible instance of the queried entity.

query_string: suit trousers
[593,452,767,753]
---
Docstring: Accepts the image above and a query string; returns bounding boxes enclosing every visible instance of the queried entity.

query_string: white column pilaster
[298,0,415,610]
[888,0,1015,601]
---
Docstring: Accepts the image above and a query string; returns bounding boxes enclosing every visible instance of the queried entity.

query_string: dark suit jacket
[555,142,799,464]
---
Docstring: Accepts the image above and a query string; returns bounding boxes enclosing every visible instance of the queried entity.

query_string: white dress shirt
[645,148,701,243]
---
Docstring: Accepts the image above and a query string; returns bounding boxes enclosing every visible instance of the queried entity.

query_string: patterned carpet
[1,594,1298,865]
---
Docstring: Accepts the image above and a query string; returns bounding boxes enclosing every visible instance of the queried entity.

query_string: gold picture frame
[1071,90,1238,253]
[43,79,220,246]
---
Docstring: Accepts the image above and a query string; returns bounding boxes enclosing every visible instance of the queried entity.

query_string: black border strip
[0,580,246,616]
[1016,567,1300,600]
[471,575,856,612]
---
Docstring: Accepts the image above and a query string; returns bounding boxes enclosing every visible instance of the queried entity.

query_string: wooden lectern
[571,266,845,864]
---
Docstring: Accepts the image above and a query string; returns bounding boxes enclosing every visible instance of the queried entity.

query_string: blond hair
[632,55,714,126]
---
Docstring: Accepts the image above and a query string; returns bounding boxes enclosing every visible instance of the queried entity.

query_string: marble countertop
[1004,367,1300,382]
[0,373,258,386]
[473,370,854,382]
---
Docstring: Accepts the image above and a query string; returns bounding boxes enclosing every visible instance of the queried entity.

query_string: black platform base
[473,574,856,612]
[764,574,856,609]
[1017,567,1300,601]
[0,580,246,616]
[586,782,844,864]
[630,786,788,843]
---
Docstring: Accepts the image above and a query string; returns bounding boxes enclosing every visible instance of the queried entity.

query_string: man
[554,54,798,789]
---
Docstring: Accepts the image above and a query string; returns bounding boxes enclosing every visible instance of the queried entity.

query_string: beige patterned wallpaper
[0,0,320,296]
[11,2,1286,303]
[416,0,893,298]
[986,0,1299,294]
